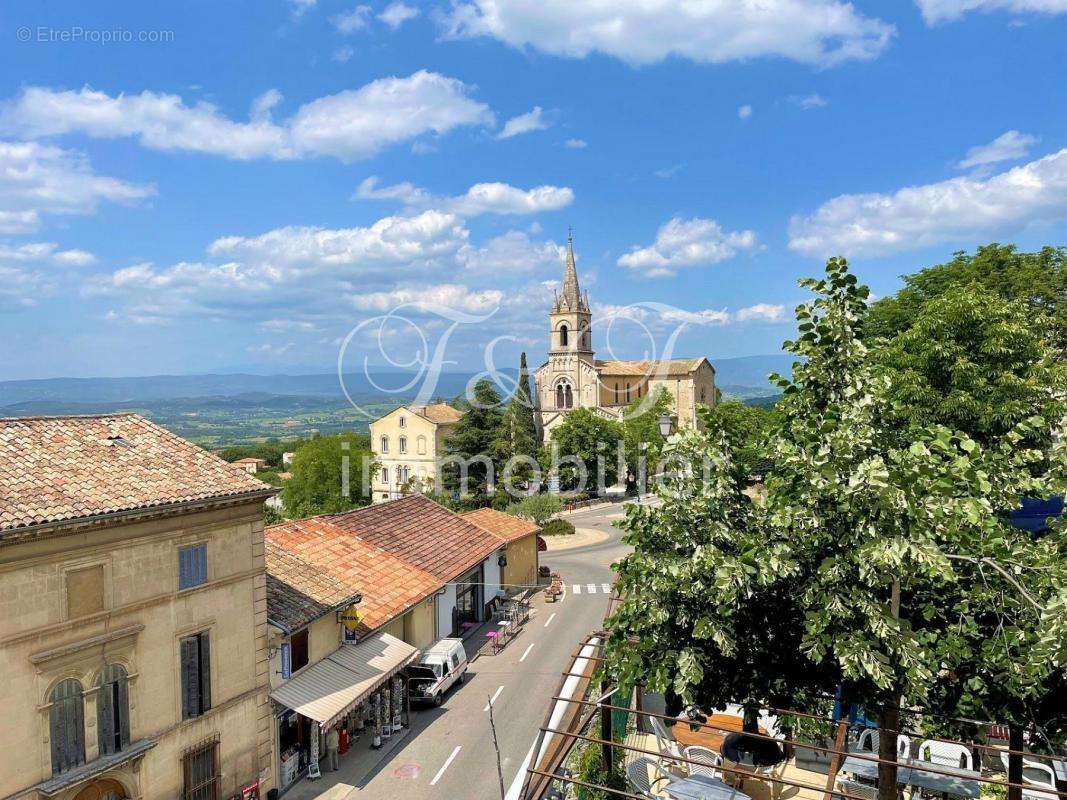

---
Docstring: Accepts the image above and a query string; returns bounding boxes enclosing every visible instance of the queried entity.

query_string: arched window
[559,324,569,347]
[379,435,389,454]
[398,436,407,454]
[50,679,85,775]
[97,664,130,756]
[416,435,426,455]
[381,467,389,484]
[614,383,619,404]
[626,383,631,403]
[398,416,406,428]
[565,384,573,408]
[556,384,565,409]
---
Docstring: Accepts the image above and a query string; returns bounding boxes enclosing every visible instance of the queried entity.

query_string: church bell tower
[549,232,592,357]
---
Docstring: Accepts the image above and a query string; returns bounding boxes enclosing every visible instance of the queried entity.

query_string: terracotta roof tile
[266,516,443,636]
[410,403,463,424]
[461,507,540,543]
[0,413,272,534]
[326,494,503,581]
[595,358,708,377]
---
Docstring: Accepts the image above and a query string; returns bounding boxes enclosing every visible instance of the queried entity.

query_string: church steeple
[554,229,589,313]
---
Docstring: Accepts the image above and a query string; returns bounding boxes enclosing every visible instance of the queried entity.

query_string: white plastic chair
[854,729,912,760]
[684,745,723,779]
[835,776,879,800]
[918,739,973,771]
[649,714,686,772]
[626,756,671,798]
[999,752,1058,800]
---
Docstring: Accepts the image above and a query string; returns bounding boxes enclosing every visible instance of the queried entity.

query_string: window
[398,416,406,428]
[182,737,220,800]
[290,629,309,673]
[381,467,389,484]
[626,383,631,403]
[614,383,619,404]
[178,544,208,590]
[49,679,85,775]
[379,435,389,454]
[398,436,407,454]
[556,384,564,409]
[97,664,130,756]
[180,631,212,720]
[416,435,426,455]
[565,384,573,408]
[559,324,568,346]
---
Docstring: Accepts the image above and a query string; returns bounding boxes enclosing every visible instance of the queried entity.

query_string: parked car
[408,638,468,706]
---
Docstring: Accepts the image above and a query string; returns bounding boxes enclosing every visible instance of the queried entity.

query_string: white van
[409,638,468,706]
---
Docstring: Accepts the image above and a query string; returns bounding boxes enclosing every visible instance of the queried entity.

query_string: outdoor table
[665,774,754,800]
[485,630,502,654]
[840,756,980,799]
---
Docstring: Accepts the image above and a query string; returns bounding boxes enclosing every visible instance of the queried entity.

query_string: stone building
[0,413,276,800]
[534,235,717,437]
[368,403,462,503]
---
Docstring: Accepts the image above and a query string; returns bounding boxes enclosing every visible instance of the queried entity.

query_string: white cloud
[2,72,494,162]
[661,307,732,326]
[441,0,894,67]
[332,46,355,63]
[457,230,564,273]
[787,93,828,109]
[738,105,753,120]
[250,88,283,123]
[654,164,683,179]
[354,177,573,216]
[0,264,52,310]
[353,283,503,313]
[497,106,550,139]
[788,147,1067,258]
[332,5,372,33]
[0,141,154,233]
[379,2,420,28]
[916,0,1067,23]
[289,0,317,17]
[564,138,587,149]
[735,303,787,323]
[617,217,759,277]
[957,130,1037,170]
[0,241,95,266]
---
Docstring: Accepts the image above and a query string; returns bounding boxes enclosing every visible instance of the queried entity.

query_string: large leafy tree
[701,399,777,479]
[546,408,624,492]
[443,378,505,497]
[497,353,541,491]
[607,258,1066,800]
[282,432,375,518]
[620,388,673,488]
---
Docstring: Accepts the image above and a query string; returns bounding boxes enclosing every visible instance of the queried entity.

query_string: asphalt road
[342,503,632,800]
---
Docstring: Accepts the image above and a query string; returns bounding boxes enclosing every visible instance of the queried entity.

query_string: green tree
[497,353,541,491]
[701,399,776,478]
[281,433,375,518]
[442,379,505,497]
[866,243,1066,354]
[621,388,672,488]
[506,492,563,526]
[546,408,624,493]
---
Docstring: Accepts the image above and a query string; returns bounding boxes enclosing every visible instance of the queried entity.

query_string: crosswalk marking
[572,584,581,594]
[602,583,611,594]
[586,583,597,594]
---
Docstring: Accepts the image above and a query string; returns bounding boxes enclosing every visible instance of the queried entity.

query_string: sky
[1,0,1066,381]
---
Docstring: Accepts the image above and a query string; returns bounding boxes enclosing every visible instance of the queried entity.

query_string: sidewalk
[542,526,610,551]
[282,725,413,800]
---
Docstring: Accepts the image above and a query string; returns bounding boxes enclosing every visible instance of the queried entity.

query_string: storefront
[452,564,484,636]
[270,631,419,794]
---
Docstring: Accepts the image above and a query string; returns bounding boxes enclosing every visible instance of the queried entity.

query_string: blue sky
[1,0,1066,381]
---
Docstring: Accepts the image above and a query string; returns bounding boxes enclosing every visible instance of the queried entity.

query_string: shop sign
[337,605,362,633]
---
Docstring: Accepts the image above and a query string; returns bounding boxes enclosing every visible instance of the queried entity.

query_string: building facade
[0,413,276,800]
[368,404,462,503]
[535,235,717,438]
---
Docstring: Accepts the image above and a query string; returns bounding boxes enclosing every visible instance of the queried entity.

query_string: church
[535,235,717,437]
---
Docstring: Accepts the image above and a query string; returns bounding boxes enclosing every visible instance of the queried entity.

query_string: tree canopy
[620,388,673,488]
[498,353,541,491]
[545,408,624,492]
[700,399,777,479]
[281,432,375,518]
[442,378,506,497]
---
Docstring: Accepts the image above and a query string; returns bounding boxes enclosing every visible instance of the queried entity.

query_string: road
[303,502,631,800]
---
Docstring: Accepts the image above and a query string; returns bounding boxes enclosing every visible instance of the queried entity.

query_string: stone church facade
[535,235,716,438]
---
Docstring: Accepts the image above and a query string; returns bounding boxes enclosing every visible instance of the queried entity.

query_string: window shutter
[179,548,191,590]
[195,544,207,585]
[117,670,130,749]
[198,632,212,712]
[181,636,200,719]
[97,675,115,755]
[280,643,291,679]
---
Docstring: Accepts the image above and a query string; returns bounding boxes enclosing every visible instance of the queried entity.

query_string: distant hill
[712,354,796,389]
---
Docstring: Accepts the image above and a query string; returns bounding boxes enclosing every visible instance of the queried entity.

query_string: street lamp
[658,412,674,438]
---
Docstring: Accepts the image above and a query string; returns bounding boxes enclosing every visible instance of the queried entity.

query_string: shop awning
[270,630,419,728]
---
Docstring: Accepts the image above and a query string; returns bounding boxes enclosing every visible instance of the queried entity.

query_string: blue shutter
[178,548,192,590]
[178,544,208,590]
[194,543,207,586]
[280,643,291,679]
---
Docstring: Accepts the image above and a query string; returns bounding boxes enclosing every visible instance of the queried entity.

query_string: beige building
[461,508,541,592]
[535,235,716,437]
[368,403,462,503]
[0,413,276,800]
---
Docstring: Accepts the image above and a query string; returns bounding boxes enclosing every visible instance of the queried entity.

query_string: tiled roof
[327,493,503,581]
[462,507,541,543]
[595,358,708,377]
[0,413,273,534]
[266,516,443,636]
[265,540,363,633]
[411,403,463,424]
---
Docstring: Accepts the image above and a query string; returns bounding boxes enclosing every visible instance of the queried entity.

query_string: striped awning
[270,630,419,727]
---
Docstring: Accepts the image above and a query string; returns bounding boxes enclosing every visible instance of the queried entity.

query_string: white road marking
[586,583,597,594]
[558,585,567,604]
[602,583,611,593]
[519,643,535,662]
[430,746,461,786]
[572,584,581,595]
[483,686,504,712]
[543,612,557,628]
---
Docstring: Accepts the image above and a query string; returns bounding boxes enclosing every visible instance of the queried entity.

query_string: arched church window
[565,384,573,408]
[559,325,568,347]
[556,384,565,409]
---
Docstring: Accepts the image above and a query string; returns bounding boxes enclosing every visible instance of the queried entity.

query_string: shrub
[541,519,575,537]
[506,493,564,526]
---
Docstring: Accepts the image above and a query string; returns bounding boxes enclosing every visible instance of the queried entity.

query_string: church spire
[556,228,588,312]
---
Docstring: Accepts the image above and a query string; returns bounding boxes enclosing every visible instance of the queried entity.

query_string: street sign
[338,605,362,633]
